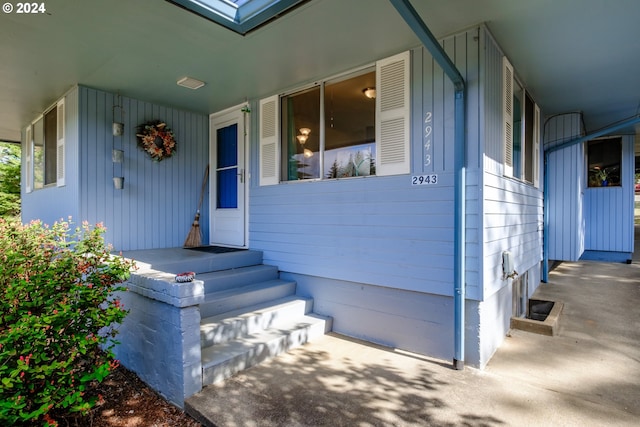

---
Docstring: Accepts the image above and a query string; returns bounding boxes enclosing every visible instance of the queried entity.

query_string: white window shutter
[25,125,33,193]
[259,95,280,186]
[503,57,514,177]
[56,99,65,187]
[376,51,411,176]
[533,103,541,187]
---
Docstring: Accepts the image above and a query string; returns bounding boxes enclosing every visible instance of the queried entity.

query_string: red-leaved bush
[0,219,134,426]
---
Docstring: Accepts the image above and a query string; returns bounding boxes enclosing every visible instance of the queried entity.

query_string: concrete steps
[200,279,297,318]
[201,296,314,346]
[201,311,331,385]
[195,254,332,387]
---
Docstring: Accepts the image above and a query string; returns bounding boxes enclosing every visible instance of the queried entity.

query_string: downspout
[388,0,467,370]
[542,114,640,282]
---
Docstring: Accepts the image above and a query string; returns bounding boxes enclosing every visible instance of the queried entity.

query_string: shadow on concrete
[186,335,506,426]
[185,227,640,426]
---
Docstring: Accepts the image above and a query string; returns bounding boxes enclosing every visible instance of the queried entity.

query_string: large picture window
[281,69,376,181]
[587,137,622,187]
[259,51,410,186]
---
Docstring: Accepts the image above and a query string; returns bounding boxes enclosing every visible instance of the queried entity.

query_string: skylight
[167,0,309,35]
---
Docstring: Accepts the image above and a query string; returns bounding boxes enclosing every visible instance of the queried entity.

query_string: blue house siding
[544,113,585,261]
[251,175,455,292]
[77,86,209,251]
[250,29,482,298]
[584,135,634,253]
[21,87,81,226]
[477,28,544,365]
[480,28,544,297]
[544,112,633,261]
[249,27,489,365]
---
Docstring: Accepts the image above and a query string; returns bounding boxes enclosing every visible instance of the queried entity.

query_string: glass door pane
[216,124,238,208]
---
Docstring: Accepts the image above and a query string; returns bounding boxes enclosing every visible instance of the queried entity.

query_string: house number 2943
[424,112,432,167]
[411,174,438,185]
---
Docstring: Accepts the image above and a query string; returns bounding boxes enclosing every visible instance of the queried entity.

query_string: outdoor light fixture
[362,87,376,99]
[177,76,206,90]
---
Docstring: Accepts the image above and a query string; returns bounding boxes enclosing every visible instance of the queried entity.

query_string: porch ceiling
[1,0,639,142]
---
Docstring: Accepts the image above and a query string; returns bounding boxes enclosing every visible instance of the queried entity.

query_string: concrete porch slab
[121,247,263,274]
[185,239,640,426]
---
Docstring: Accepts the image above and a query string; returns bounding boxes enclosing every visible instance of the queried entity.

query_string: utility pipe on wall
[388,0,467,370]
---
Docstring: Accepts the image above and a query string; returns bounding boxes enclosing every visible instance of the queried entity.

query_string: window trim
[586,136,622,188]
[24,98,66,192]
[503,56,540,188]
[258,51,410,186]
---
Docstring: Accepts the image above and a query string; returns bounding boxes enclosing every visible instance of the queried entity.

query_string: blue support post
[453,89,466,370]
[388,0,467,369]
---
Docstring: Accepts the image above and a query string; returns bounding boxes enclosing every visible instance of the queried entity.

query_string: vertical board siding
[21,87,81,225]
[250,29,482,299]
[544,112,585,261]
[79,86,208,251]
[481,28,544,299]
[584,135,634,252]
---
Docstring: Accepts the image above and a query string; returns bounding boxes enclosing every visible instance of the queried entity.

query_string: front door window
[216,124,238,208]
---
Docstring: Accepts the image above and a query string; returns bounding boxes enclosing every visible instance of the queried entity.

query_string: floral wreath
[136,121,176,161]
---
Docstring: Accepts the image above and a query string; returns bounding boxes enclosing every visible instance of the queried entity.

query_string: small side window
[587,137,622,187]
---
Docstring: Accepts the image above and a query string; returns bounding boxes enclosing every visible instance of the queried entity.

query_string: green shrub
[0,218,134,426]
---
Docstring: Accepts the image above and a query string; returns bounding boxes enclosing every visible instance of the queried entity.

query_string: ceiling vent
[177,77,206,90]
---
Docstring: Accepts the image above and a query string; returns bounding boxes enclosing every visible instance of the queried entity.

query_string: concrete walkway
[186,240,640,426]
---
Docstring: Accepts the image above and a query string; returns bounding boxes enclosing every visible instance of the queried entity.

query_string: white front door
[210,105,247,247]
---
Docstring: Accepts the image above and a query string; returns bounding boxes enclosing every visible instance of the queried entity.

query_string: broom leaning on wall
[184,164,210,247]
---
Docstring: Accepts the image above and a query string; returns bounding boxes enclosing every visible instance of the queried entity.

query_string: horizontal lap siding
[251,176,455,295]
[250,29,482,299]
[79,86,208,251]
[482,30,543,298]
[483,171,543,295]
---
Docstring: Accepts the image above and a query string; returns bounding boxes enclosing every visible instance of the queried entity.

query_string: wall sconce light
[362,87,376,99]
